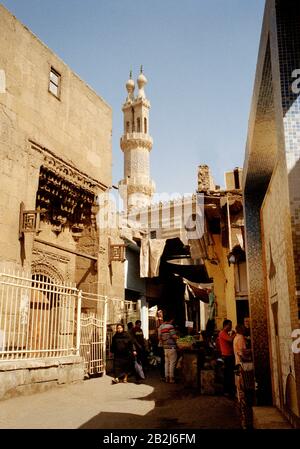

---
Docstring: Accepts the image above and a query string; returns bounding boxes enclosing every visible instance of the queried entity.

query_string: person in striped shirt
[158,315,178,383]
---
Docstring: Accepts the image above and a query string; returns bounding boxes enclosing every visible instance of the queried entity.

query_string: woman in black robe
[110,323,135,384]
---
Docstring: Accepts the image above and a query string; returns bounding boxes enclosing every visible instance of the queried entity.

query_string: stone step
[252,406,293,429]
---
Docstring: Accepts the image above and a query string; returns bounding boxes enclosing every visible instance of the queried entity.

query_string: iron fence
[79,291,107,376]
[0,266,141,380]
[0,269,79,360]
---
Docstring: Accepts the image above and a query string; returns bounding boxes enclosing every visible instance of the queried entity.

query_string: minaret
[119,67,155,212]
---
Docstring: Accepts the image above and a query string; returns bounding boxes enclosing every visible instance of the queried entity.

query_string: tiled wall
[276,0,300,320]
[275,0,300,415]
[244,192,273,405]
[243,38,275,406]
[244,0,300,416]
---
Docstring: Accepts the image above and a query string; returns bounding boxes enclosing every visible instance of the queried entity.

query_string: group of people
[109,320,147,384]
[110,315,254,428]
[109,313,179,385]
[218,317,254,429]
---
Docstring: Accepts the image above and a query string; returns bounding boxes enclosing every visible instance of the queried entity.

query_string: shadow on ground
[79,368,241,429]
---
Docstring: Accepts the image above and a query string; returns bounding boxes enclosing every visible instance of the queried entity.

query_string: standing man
[218,319,236,398]
[158,314,178,383]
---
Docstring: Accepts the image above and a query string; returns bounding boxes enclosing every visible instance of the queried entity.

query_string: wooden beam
[34,238,98,261]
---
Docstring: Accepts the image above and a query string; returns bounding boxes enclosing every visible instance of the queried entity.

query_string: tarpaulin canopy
[166,258,212,283]
[182,277,214,303]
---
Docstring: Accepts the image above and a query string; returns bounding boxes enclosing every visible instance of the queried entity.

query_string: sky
[1,0,265,196]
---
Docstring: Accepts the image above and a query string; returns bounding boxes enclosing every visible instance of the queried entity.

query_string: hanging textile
[182,277,213,303]
[149,239,166,277]
[236,231,244,250]
[184,283,190,302]
[140,237,150,278]
[140,237,166,278]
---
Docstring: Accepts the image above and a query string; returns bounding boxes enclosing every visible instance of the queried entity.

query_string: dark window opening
[233,168,240,189]
[49,67,61,99]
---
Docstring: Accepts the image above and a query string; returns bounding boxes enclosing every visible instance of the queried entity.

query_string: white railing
[0,267,140,369]
[0,269,79,360]
[79,291,107,375]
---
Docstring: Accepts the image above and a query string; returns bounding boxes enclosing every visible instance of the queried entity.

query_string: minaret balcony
[118,178,155,197]
[120,133,153,151]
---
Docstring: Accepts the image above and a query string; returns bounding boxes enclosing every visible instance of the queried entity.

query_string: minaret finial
[125,70,135,103]
[137,66,147,99]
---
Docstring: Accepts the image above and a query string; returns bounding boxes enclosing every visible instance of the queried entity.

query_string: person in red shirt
[219,319,236,398]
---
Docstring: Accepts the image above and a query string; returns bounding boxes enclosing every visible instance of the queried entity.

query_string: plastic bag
[176,355,183,370]
[134,358,145,379]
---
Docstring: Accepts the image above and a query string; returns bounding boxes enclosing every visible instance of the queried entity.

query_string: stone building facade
[0,5,121,398]
[196,165,247,330]
[243,0,300,426]
[120,164,247,335]
[0,5,112,275]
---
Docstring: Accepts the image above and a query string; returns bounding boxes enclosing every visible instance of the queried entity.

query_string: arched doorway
[29,263,63,356]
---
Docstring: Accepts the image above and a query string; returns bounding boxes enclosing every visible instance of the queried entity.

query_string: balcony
[120,133,153,151]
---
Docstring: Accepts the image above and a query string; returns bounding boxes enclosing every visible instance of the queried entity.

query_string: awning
[182,277,214,303]
[166,258,212,283]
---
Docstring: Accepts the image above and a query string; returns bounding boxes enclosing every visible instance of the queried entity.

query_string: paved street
[0,368,241,429]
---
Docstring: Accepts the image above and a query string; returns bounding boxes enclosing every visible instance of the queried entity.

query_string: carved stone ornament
[32,248,70,264]
[120,134,153,152]
[109,243,125,263]
[99,245,106,255]
[30,140,105,194]
[31,260,65,284]
[126,183,154,196]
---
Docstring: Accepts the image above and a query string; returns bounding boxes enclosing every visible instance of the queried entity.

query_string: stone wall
[0,5,115,398]
[0,356,84,401]
[197,165,215,192]
[243,0,300,412]
[261,158,297,413]
[0,4,112,271]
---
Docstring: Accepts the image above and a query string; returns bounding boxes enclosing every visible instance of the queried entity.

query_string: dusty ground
[0,368,241,429]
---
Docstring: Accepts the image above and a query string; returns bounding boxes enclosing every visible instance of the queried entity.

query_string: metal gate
[0,266,140,378]
[79,292,107,377]
[0,267,79,360]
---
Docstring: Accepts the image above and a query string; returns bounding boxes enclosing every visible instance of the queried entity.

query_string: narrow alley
[0,369,240,430]
[1,0,300,433]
